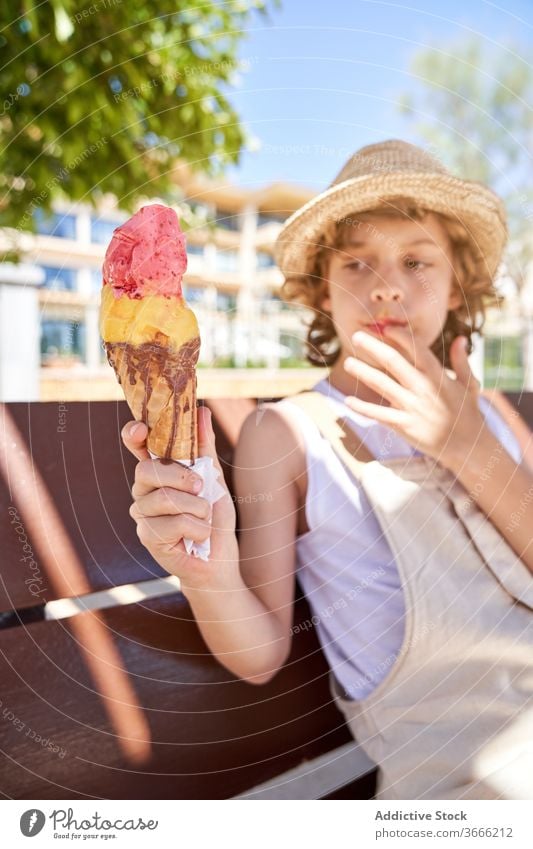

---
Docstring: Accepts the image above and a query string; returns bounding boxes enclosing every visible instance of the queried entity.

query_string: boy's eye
[405,258,428,270]
[342,258,432,272]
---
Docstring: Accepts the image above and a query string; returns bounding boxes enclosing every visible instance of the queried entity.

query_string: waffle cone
[147,373,198,462]
[105,335,200,463]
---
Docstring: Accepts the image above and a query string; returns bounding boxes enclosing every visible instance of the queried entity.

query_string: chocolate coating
[105,336,200,462]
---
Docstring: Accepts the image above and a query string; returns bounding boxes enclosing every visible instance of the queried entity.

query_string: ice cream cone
[99,204,225,561]
[104,335,200,463]
[99,206,201,463]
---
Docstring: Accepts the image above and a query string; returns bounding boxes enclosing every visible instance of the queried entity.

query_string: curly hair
[280,197,504,370]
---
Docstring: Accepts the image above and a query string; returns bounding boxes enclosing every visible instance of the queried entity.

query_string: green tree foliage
[0,0,268,231]
[398,38,533,288]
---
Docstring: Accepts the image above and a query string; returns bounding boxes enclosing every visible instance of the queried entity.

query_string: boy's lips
[365,319,407,335]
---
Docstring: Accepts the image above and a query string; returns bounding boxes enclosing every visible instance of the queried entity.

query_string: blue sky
[224,0,532,192]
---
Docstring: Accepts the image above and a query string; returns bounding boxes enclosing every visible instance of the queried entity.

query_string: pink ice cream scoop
[103,204,187,299]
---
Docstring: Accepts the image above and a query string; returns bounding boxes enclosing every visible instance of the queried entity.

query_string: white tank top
[279,379,524,701]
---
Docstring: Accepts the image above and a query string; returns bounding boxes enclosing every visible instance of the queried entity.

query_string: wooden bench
[0,392,531,800]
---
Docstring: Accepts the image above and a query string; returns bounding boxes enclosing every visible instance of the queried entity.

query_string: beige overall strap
[286,391,375,480]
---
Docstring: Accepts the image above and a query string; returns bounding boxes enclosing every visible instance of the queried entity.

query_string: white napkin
[148,453,226,561]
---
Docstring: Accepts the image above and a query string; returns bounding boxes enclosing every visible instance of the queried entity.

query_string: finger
[121,421,150,462]
[196,405,226,482]
[380,325,418,363]
[450,336,480,392]
[130,487,211,520]
[344,357,413,409]
[355,324,416,367]
[132,457,203,499]
[352,330,429,394]
[136,514,212,547]
[382,325,441,379]
[345,394,409,427]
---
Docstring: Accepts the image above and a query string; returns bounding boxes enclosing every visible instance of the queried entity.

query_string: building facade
[0,171,529,400]
[34,180,316,374]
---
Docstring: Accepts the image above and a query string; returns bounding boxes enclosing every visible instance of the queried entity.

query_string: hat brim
[274,171,507,279]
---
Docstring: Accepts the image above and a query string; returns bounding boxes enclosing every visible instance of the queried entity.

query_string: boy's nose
[370,282,404,303]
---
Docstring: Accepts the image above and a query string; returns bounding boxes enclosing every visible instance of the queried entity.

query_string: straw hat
[274,139,507,279]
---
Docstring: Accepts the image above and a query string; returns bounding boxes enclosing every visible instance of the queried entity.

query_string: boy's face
[322,212,462,357]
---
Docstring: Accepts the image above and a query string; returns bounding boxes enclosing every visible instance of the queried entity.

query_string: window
[182,286,204,304]
[484,336,524,390]
[91,269,104,292]
[280,332,307,366]
[187,201,209,218]
[91,217,121,244]
[186,242,204,256]
[41,320,85,359]
[34,210,77,240]
[42,266,77,291]
[257,251,275,269]
[215,249,239,272]
[217,292,237,312]
[214,209,240,231]
[257,212,285,227]
[265,292,292,312]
